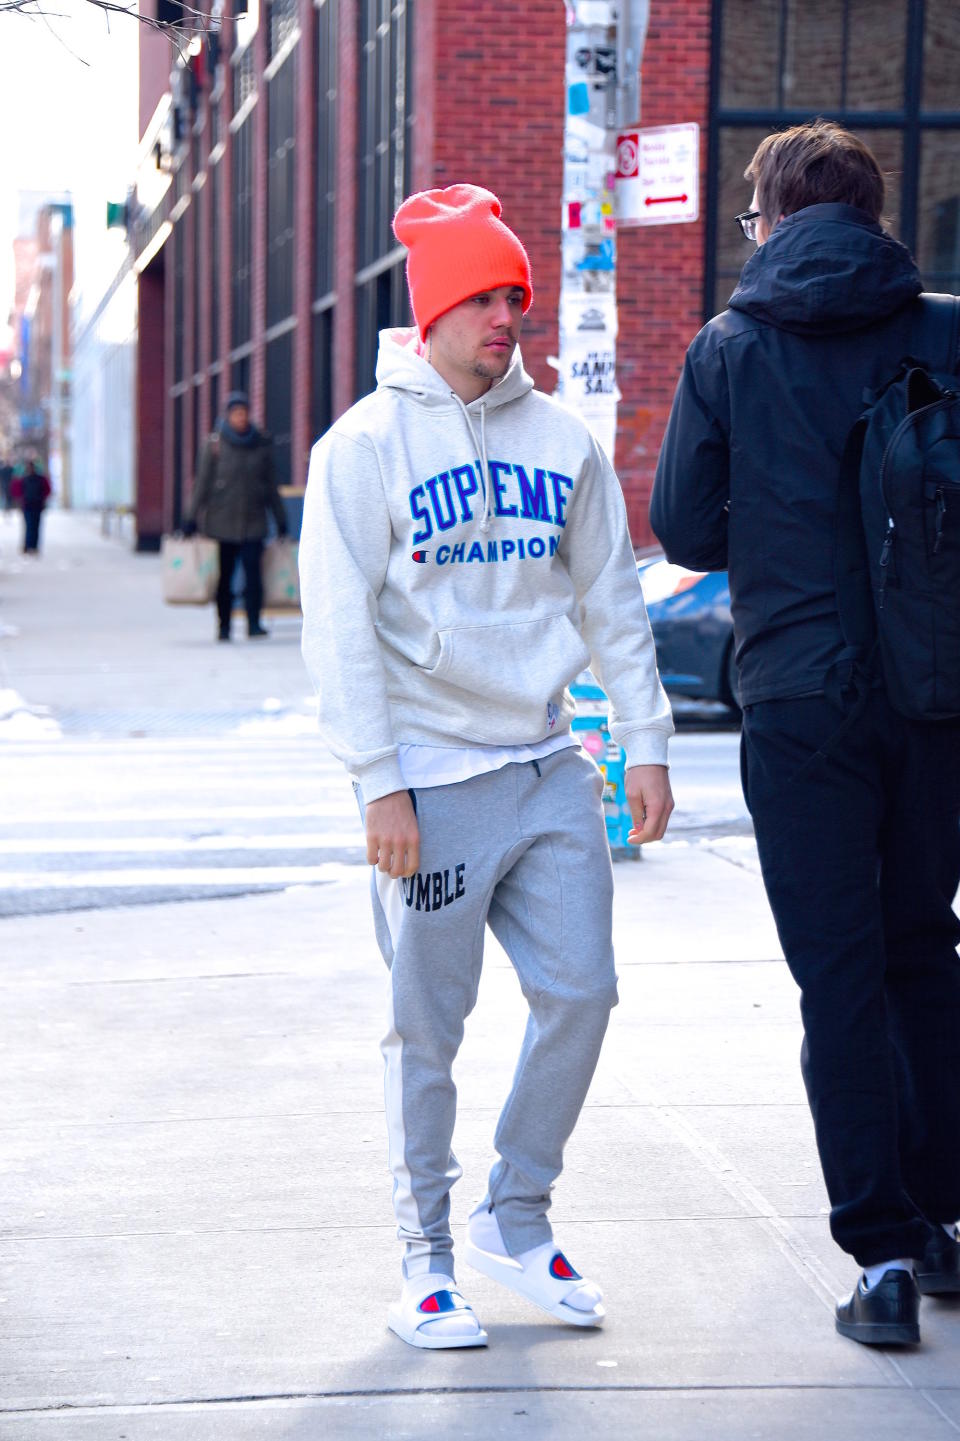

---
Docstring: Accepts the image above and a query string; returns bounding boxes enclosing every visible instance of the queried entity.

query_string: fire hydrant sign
[616,123,699,226]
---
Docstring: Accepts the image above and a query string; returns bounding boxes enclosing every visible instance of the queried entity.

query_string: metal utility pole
[556,0,649,460]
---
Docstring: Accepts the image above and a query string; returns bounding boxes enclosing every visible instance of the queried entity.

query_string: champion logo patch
[418,1290,460,1314]
[411,549,429,564]
[549,1252,581,1281]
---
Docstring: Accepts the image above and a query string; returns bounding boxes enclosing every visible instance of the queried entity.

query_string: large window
[192,178,203,374]
[172,214,185,383]
[265,329,293,488]
[354,0,414,396]
[708,0,960,317]
[231,115,254,352]
[266,51,296,328]
[209,158,221,368]
[311,0,337,444]
[315,0,337,301]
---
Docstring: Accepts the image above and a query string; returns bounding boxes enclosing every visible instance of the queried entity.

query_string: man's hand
[625,764,674,845]
[365,790,420,879]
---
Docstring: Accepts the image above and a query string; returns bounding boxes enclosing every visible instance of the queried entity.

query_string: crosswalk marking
[2,864,357,891]
[0,734,367,916]
[0,832,363,855]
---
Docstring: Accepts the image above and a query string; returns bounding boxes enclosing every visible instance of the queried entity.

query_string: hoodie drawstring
[452,395,492,532]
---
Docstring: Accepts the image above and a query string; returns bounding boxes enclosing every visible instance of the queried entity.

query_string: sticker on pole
[616,123,699,226]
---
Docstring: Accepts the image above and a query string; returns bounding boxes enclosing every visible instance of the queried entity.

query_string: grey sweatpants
[363,746,618,1281]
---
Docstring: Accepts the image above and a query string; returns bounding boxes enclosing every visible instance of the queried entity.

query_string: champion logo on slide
[549,1252,581,1281]
[418,1290,461,1314]
[411,549,429,564]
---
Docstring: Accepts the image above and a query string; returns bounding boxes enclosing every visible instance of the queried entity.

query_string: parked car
[636,552,739,712]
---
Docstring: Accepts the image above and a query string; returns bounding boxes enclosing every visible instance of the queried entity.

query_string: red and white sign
[616,123,699,227]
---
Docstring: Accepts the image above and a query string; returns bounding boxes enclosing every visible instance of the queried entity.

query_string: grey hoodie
[300,327,673,802]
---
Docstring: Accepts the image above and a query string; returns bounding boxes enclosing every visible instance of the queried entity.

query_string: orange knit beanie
[392,185,533,340]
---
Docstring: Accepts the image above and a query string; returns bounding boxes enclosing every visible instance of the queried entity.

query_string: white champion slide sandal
[464,1207,605,1327]
[387,1273,488,1350]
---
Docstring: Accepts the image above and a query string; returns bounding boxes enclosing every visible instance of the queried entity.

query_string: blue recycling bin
[570,673,641,861]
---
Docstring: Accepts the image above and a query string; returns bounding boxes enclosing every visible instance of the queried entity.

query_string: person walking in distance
[299,184,674,1349]
[0,454,14,515]
[651,122,960,1347]
[11,457,52,554]
[184,391,287,640]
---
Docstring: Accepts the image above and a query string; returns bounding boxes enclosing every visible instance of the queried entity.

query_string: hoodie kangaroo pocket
[430,613,590,741]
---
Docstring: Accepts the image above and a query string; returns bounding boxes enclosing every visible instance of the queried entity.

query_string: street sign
[615,123,699,226]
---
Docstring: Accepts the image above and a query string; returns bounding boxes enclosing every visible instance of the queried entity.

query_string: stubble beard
[470,348,514,381]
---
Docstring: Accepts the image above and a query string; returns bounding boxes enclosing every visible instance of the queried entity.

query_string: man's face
[227,404,250,431]
[428,285,526,394]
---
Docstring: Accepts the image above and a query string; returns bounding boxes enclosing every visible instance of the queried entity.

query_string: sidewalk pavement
[0,510,311,733]
[2,514,959,1439]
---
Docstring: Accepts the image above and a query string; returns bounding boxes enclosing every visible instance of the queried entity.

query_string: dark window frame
[706,0,960,321]
[354,0,414,396]
[230,113,254,351]
[266,47,297,329]
[315,0,337,301]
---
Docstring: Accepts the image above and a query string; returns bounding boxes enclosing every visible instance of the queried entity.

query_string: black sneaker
[916,1226,960,1296]
[835,1269,920,1345]
[248,624,269,639]
[218,628,231,642]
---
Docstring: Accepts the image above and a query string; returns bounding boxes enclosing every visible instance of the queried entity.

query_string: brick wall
[426,0,711,543]
[616,0,712,542]
[431,0,565,398]
[147,0,714,543]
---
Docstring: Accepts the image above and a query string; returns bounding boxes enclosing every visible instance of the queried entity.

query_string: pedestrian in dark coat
[0,457,14,513]
[184,392,287,640]
[11,459,52,554]
[651,121,960,1348]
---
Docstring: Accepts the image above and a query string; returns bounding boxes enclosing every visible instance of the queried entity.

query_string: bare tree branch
[1,0,225,62]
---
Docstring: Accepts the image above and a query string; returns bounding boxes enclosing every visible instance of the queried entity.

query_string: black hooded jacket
[650,203,958,708]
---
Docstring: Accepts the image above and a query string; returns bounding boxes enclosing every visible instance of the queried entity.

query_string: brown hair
[745,120,884,226]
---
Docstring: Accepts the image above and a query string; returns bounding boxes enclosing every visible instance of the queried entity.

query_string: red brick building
[130,0,960,550]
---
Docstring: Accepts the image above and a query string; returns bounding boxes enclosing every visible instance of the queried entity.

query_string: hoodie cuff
[620,727,671,770]
[355,752,408,804]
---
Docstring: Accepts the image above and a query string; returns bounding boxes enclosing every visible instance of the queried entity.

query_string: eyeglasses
[735,209,762,243]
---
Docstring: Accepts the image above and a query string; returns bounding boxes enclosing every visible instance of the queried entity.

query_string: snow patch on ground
[0,689,62,739]
[230,707,317,737]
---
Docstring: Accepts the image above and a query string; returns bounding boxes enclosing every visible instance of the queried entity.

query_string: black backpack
[835,294,960,721]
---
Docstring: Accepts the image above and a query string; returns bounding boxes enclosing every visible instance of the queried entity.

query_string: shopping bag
[161,535,219,605]
[262,538,301,610]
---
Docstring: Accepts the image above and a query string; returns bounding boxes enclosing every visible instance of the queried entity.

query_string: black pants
[23,505,43,552]
[216,539,263,633]
[741,691,960,1266]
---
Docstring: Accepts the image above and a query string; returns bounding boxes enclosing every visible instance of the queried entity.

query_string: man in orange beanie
[300,184,674,1349]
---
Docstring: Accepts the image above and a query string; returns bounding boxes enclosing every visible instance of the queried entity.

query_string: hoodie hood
[374,326,537,531]
[374,326,535,412]
[728,203,922,336]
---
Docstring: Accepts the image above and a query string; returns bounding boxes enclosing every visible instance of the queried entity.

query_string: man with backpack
[651,121,960,1347]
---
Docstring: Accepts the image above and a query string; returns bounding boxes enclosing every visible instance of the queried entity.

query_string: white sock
[400,1274,480,1339]
[468,1205,601,1312]
[468,1203,509,1257]
[862,1258,914,1291]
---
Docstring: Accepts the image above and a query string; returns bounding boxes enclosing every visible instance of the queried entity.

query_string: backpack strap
[828,415,878,713]
[909,293,960,373]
